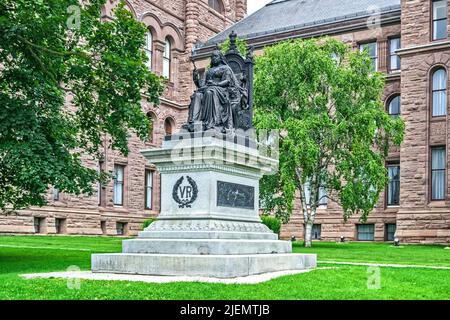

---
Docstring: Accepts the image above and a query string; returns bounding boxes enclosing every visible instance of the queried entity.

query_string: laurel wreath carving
[172,176,198,208]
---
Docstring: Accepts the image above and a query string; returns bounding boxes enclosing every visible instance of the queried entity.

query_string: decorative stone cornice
[141,141,279,176]
[397,41,450,57]
[140,93,189,110]
[157,164,263,179]
[160,97,189,110]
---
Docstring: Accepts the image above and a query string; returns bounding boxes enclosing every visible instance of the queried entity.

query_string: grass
[293,241,450,267]
[0,235,449,300]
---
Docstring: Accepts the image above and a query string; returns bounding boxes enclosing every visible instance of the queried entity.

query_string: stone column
[183,1,200,101]
[235,0,247,21]
[378,39,389,73]
[153,41,165,77]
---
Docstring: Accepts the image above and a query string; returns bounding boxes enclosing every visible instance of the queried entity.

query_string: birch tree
[255,38,404,247]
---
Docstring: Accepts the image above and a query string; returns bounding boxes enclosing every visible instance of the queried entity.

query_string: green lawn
[293,241,450,267]
[0,235,449,300]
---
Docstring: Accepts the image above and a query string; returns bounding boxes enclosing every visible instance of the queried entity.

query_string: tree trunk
[304,219,314,248]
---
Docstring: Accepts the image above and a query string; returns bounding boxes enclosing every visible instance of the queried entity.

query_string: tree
[254,38,404,247]
[0,0,164,211]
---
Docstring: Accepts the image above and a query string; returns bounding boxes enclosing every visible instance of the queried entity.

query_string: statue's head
[211,49,226,67]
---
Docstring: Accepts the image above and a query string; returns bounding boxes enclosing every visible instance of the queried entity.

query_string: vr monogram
[172,176,198,208]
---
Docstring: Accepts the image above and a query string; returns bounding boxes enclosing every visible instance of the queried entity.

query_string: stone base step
[138,230,278,240]
[91,253,317,278]
[122,239,291,255]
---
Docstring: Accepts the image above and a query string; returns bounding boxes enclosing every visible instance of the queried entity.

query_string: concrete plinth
[92,253,317,278]
[122,239,292,255]
[91,132,316,278]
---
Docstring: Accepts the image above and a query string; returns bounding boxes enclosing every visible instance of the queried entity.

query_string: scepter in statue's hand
[190,55,198,72]
[191,46,201,88]
[191,46,198,72]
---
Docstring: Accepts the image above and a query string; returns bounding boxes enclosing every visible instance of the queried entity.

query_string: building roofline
[201,3,401,49]
[193,7,401,59]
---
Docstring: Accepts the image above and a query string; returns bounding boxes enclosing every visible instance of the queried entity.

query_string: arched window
[145,30,153,69]
[432,68,447,116]
[164,117,174,136]
[387,95,401,119]
[163,38,171,79]
[208,0,224,14]
[146,112,156,143]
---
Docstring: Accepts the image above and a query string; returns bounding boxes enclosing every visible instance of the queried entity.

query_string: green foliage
[219,36,247,57]
[0,0,164,210]
[143,218,156,229]
[254,38,405,228]
[0,236,449,300]
[261,215,281,235]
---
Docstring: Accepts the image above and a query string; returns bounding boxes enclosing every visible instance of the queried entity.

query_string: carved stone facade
[0,0,245,236]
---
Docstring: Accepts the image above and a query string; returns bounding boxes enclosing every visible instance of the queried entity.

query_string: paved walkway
[319,260,450,270]
[21,269,324,284]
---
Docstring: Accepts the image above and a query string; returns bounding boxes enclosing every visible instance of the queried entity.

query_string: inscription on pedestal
[217,181,255,210]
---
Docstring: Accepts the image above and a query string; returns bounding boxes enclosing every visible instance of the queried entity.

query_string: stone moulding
[144,219,270,233]
[140,144,278,177]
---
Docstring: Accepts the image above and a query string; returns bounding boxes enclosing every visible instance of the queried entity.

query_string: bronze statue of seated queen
[182,32,254,135]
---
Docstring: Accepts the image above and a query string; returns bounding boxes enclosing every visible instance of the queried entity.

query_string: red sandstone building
[0,0,246,236]
[197,0,450,244]
[2,0,450,244]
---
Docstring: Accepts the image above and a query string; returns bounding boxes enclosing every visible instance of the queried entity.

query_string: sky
[247,0,272,15]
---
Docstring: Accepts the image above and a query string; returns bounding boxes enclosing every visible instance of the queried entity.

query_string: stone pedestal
[92,132,316,278]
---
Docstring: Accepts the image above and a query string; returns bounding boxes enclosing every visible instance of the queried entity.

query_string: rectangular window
[113,165,125,206]
[357,224,375,241]
[145,31,153,70]
[318,185,327,206]
[116,222,128,236]
[387,164,400,206]
[433,0,448,40]
[145,170,154,210]
[53,188,60,201]
[163,58,170,79]
[389,37,401,71]
[304,179,327,207]
[386,224,396,241]
[34,217,45,234]
[312,224,321,240]
[163,39,171,79]
[146,48,152,70]
[101,220,107,235]
[359,42,378,72]
[55,218,67,234]
[431,147,446,200]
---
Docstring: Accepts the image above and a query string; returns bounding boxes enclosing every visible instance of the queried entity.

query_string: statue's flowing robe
[201,64,237,130]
